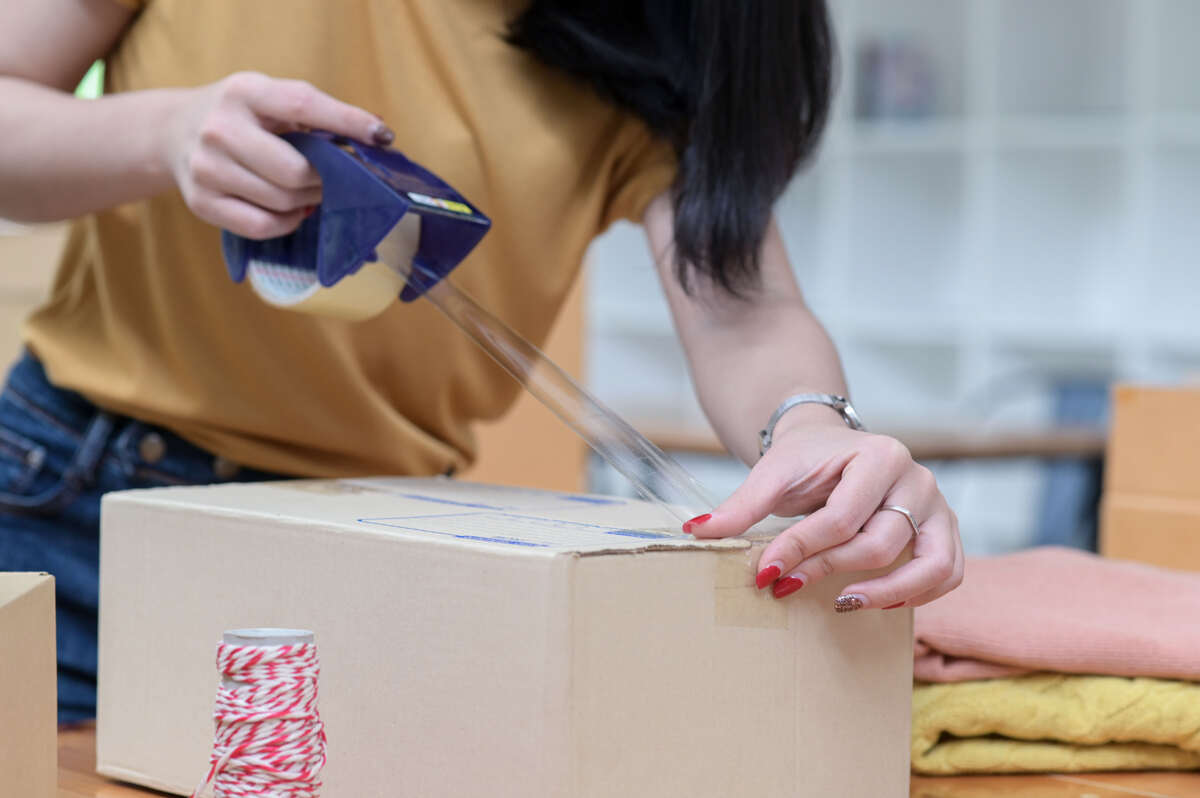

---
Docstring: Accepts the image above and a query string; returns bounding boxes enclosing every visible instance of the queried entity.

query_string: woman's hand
[163,71,393,240]
[687,406,964,612]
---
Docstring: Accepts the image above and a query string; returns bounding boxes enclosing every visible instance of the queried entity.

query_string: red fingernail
[755,564,781,590]
[682,513,711,535]
[772,576,805,599]
[303,205,316,218]
[882,602,905,610]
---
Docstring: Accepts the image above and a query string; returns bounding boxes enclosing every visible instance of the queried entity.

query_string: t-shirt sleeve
[602,119,677,229]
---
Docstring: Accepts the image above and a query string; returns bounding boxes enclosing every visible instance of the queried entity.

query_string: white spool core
[224,628,313,647]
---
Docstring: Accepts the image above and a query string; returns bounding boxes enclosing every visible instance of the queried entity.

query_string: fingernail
[370,122,395,146]
[834,594,867,613]
[303,205,316,218]
[773,575,806,599]
[755,561,783,590]
[882,602,905,610]
[682,513,711,535]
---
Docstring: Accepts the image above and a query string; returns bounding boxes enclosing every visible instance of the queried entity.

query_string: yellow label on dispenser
[407,192,473,216]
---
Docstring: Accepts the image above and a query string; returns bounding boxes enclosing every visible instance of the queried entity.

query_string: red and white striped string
[192,641,326,798]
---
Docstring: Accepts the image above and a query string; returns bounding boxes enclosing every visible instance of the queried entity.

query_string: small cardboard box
[0,572,56,798]
[1104,384,1200,500]
[1100,385,1200,570]
[97,478,912,797]
[1100,494,1200,571]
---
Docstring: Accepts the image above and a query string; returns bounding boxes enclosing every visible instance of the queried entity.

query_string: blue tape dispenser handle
[221,131,491,308]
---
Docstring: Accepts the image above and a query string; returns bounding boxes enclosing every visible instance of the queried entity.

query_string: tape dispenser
[221,131,491,320]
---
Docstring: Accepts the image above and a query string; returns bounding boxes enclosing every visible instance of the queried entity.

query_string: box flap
[0,571,52,607]
[103,477,748,556]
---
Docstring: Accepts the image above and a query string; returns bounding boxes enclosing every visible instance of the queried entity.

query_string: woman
[0,0,962,720]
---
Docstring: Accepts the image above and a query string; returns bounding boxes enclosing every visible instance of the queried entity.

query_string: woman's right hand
[163,71,393,240]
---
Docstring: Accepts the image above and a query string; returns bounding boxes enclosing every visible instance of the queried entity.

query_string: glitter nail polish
[371,122,395,146]
[834,594,866,613]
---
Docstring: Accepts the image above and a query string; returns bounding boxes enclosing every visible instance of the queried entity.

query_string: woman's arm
[644,191,963,610]
[644,193,848,465]
[0,0,169,220]
[0,0,391,237]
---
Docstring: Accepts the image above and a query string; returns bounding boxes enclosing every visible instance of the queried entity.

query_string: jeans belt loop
[109,420,144,478]
[64,411,117,489]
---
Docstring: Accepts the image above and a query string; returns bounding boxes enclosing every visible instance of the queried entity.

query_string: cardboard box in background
[1101,385,1200,571]
[0,572,56,798]
[98,478,913,798]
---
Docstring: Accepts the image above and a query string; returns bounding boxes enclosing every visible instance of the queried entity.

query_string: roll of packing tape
[247,213,421,320]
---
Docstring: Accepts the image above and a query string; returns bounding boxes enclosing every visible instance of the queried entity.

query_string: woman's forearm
[0,76,183,221]
[644,193,853,465]
[685,295,849,465]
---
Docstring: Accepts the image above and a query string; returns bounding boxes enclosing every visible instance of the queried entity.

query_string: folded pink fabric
[913,546,1200,683]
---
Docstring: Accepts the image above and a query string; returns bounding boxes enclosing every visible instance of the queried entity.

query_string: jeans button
[213,456,241,481]
[138,432,166,464]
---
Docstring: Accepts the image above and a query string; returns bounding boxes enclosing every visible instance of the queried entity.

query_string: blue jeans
[0,352,285,722]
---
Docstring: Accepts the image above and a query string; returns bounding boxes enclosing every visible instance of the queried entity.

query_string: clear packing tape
[245,217,718,524]
[416,267,718,523]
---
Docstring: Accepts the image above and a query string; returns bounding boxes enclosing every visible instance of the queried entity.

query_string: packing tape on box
[714,547,790,630]
[713,518,792,630]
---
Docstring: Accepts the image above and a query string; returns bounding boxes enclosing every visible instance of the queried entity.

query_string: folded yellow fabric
[912,674,1200,775]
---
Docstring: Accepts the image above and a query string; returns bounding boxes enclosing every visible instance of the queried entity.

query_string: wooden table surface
[58,724,1200,797]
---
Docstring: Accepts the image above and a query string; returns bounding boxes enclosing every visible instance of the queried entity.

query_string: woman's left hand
[685,407,964,611]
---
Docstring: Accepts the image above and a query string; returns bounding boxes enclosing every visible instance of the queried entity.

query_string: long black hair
[508,1,834,296]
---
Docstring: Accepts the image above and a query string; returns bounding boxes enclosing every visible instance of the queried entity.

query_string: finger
[904,512,964,608]
[194,154,322,213]
[222,124,324,192]
[769,503,916,599]
[687,458,788,539]
[193,194,306,240]
[245,77,392,146]
[830,505,958,612]
[756,439,911,582]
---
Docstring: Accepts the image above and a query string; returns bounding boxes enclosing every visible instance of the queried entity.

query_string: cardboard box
[1100,385,1200,570]
[97,478,912,797]
[1104,384,1200,500]
[1100,494,1200,571]
[0,572,56,798]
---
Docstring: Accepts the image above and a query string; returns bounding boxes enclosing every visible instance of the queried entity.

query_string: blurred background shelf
[635,421,1106,464]
[585,0,1200,554]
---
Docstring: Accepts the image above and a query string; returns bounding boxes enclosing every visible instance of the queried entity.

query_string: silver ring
[880,504,921,538]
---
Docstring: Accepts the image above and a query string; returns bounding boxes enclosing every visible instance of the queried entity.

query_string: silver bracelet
[758,393,866,456]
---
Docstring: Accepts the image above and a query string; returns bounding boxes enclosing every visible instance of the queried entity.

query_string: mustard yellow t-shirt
[23,0,676,477]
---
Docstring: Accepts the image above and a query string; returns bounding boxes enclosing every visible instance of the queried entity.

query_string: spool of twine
[191,629,326,798]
